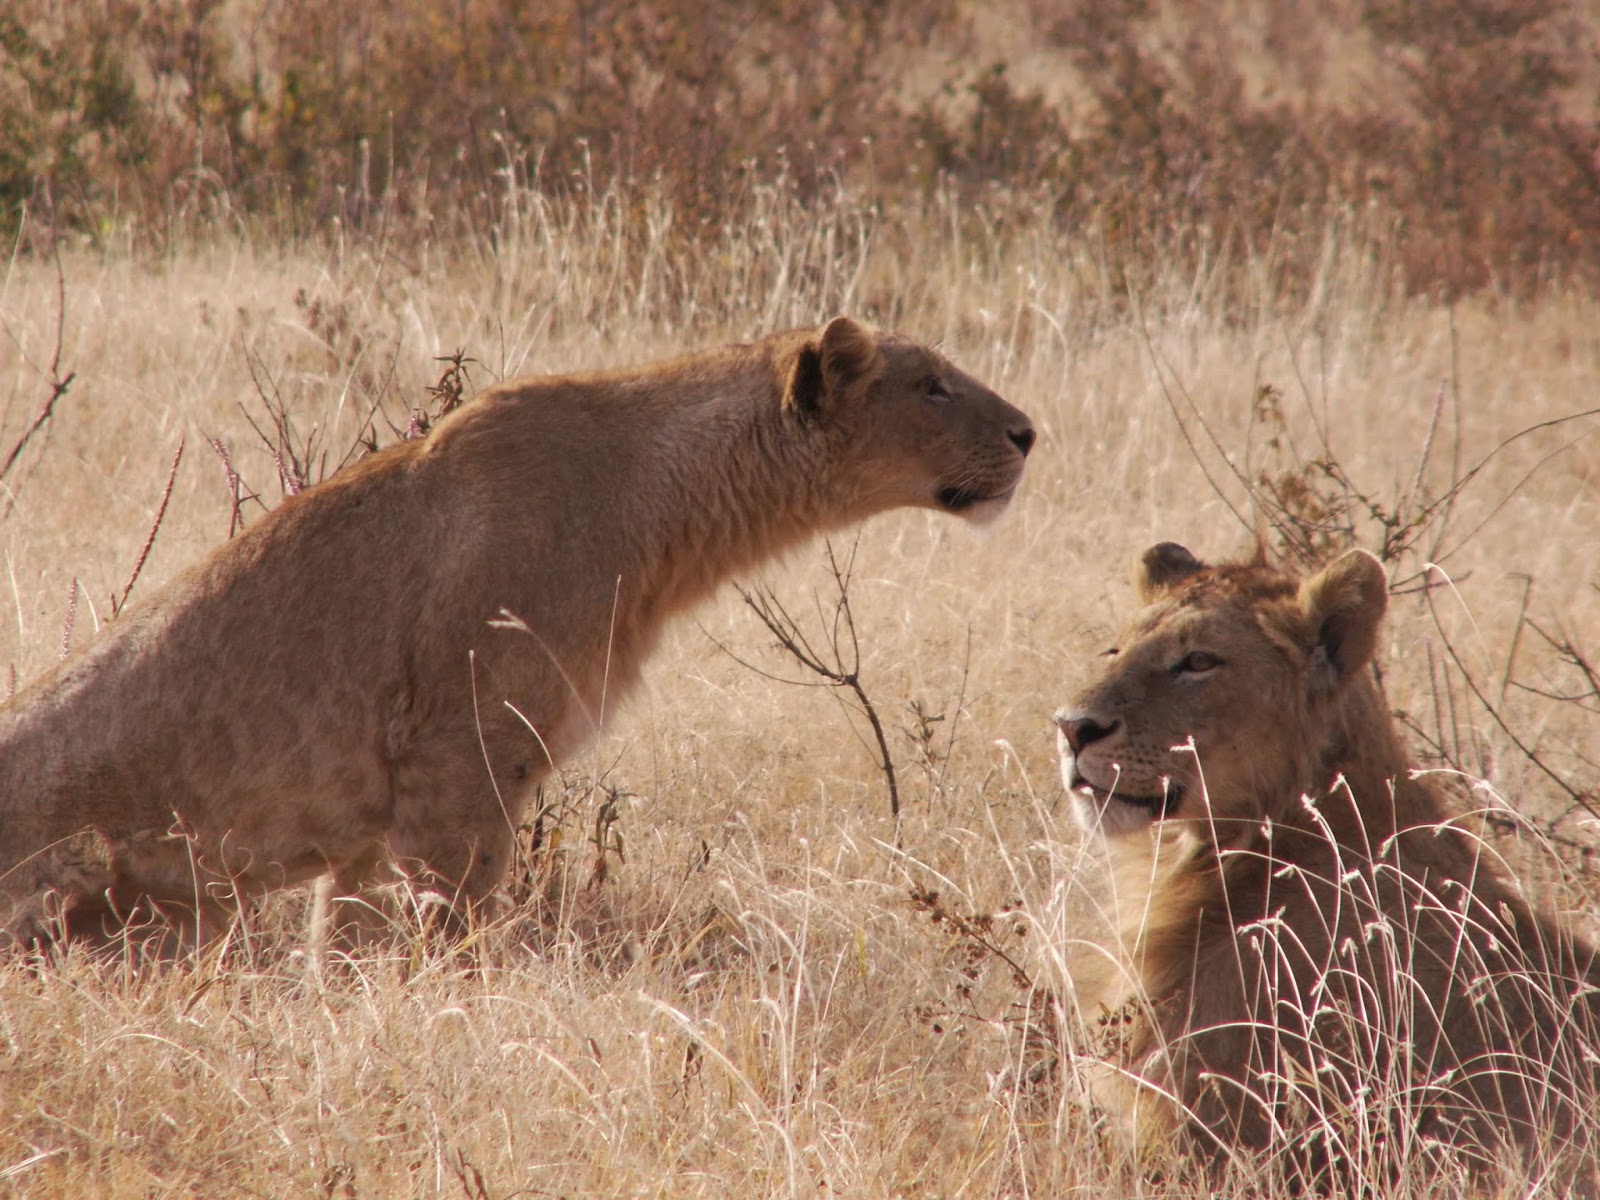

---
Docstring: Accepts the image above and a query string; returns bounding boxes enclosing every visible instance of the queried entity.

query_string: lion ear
[1300,548,1387,695]
[783,317,881,417]
[819,316,884,410]
[1135,542,1206,602]
[784,342,825,416]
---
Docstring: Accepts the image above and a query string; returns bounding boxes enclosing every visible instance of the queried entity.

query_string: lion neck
[626,389,865,633]
[1304,671,1449,849]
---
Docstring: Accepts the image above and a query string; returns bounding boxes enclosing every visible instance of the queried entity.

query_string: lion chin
[942,485,1018,528]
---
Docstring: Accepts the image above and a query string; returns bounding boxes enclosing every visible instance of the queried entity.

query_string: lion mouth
[1069,768,1183,820]
[938,482,1008,511]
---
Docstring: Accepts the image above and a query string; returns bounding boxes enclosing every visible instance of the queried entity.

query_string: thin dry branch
[1423,566,1600,825]
[241,346,320,495]
[1161,316,1600,586]
[112,436,185,617]
[1,251,76,497]
[1509,619,1600,787]
[1518,620,1600,709]
[1426,423,1599,571]
[722,538,901,822]
[1431,309,1468,558]
[58,577,78,660]
[227,339,394,517]
[205,436,251,538]
[0,373,74,486]
[1398,380,1447,531]
[908,884,1033,990]
[1137,320,1254,536]
[903,626,974,802]
[398,351,478,441]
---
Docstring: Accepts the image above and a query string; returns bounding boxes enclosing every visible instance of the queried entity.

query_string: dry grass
[2,183,1598,1197]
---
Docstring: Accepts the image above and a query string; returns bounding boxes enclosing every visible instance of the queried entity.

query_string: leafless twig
[59,578,79,660]
[1423,566,1600,826]
[1516,619,1600,711]
[719,538,901,822]
[909,884,1033,989]
[1149,314,1600,586]
[240,348,320,495]
[112,436,185,617]
[1,251,76,503]
[205,436,251,538]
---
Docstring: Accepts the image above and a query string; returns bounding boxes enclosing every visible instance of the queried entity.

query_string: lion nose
[1054,710,1119,754]
[1009,424,1036,457]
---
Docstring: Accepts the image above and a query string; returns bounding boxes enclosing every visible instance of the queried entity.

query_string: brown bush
[1,0,1595,297]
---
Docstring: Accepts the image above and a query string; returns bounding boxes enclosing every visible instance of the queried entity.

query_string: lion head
[1054,542,1388,844]
[781,316,1036,527]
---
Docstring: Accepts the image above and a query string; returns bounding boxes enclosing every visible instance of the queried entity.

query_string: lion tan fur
[1054,544,1600,1183]
[1,317,1034,948]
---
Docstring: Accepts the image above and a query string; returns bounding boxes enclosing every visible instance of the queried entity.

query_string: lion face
[863,333,1036,524]
[1054,543,1389,842]
[785,317,1035,524]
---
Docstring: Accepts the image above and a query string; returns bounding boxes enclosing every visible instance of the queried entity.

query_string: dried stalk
[720,538,901,822]
[113,436,185,616]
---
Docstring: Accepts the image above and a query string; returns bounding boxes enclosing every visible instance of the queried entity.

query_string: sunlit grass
[1,181,1597,1196]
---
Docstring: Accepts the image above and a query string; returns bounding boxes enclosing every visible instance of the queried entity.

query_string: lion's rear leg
[3,828,238,955]
[1,828,119,951]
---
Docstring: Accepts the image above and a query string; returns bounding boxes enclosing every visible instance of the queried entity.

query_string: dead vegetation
[3,1,1597,299]
[0,10,1598,1190]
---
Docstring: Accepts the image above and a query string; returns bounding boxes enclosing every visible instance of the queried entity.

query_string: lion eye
[1175,651,1221,674]
[1100,647,1120,658]
[925,377,952,402]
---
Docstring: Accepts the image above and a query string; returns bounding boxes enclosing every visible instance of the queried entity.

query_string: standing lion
[1053,542,1600,1188]
[1,317,1034,949]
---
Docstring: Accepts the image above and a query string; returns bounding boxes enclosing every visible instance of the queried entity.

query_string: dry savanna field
[1,179,1599,1198]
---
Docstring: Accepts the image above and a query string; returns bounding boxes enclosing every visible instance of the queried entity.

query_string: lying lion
[1054,543,1600,1185]
[1,316,1034,948]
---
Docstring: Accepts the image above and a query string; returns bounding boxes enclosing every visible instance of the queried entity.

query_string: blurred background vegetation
[2,0,1596,299]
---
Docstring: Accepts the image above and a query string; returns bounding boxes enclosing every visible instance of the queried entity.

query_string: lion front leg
[387,820,518,934]
[351,719,543,939]
[317,829,517,948]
